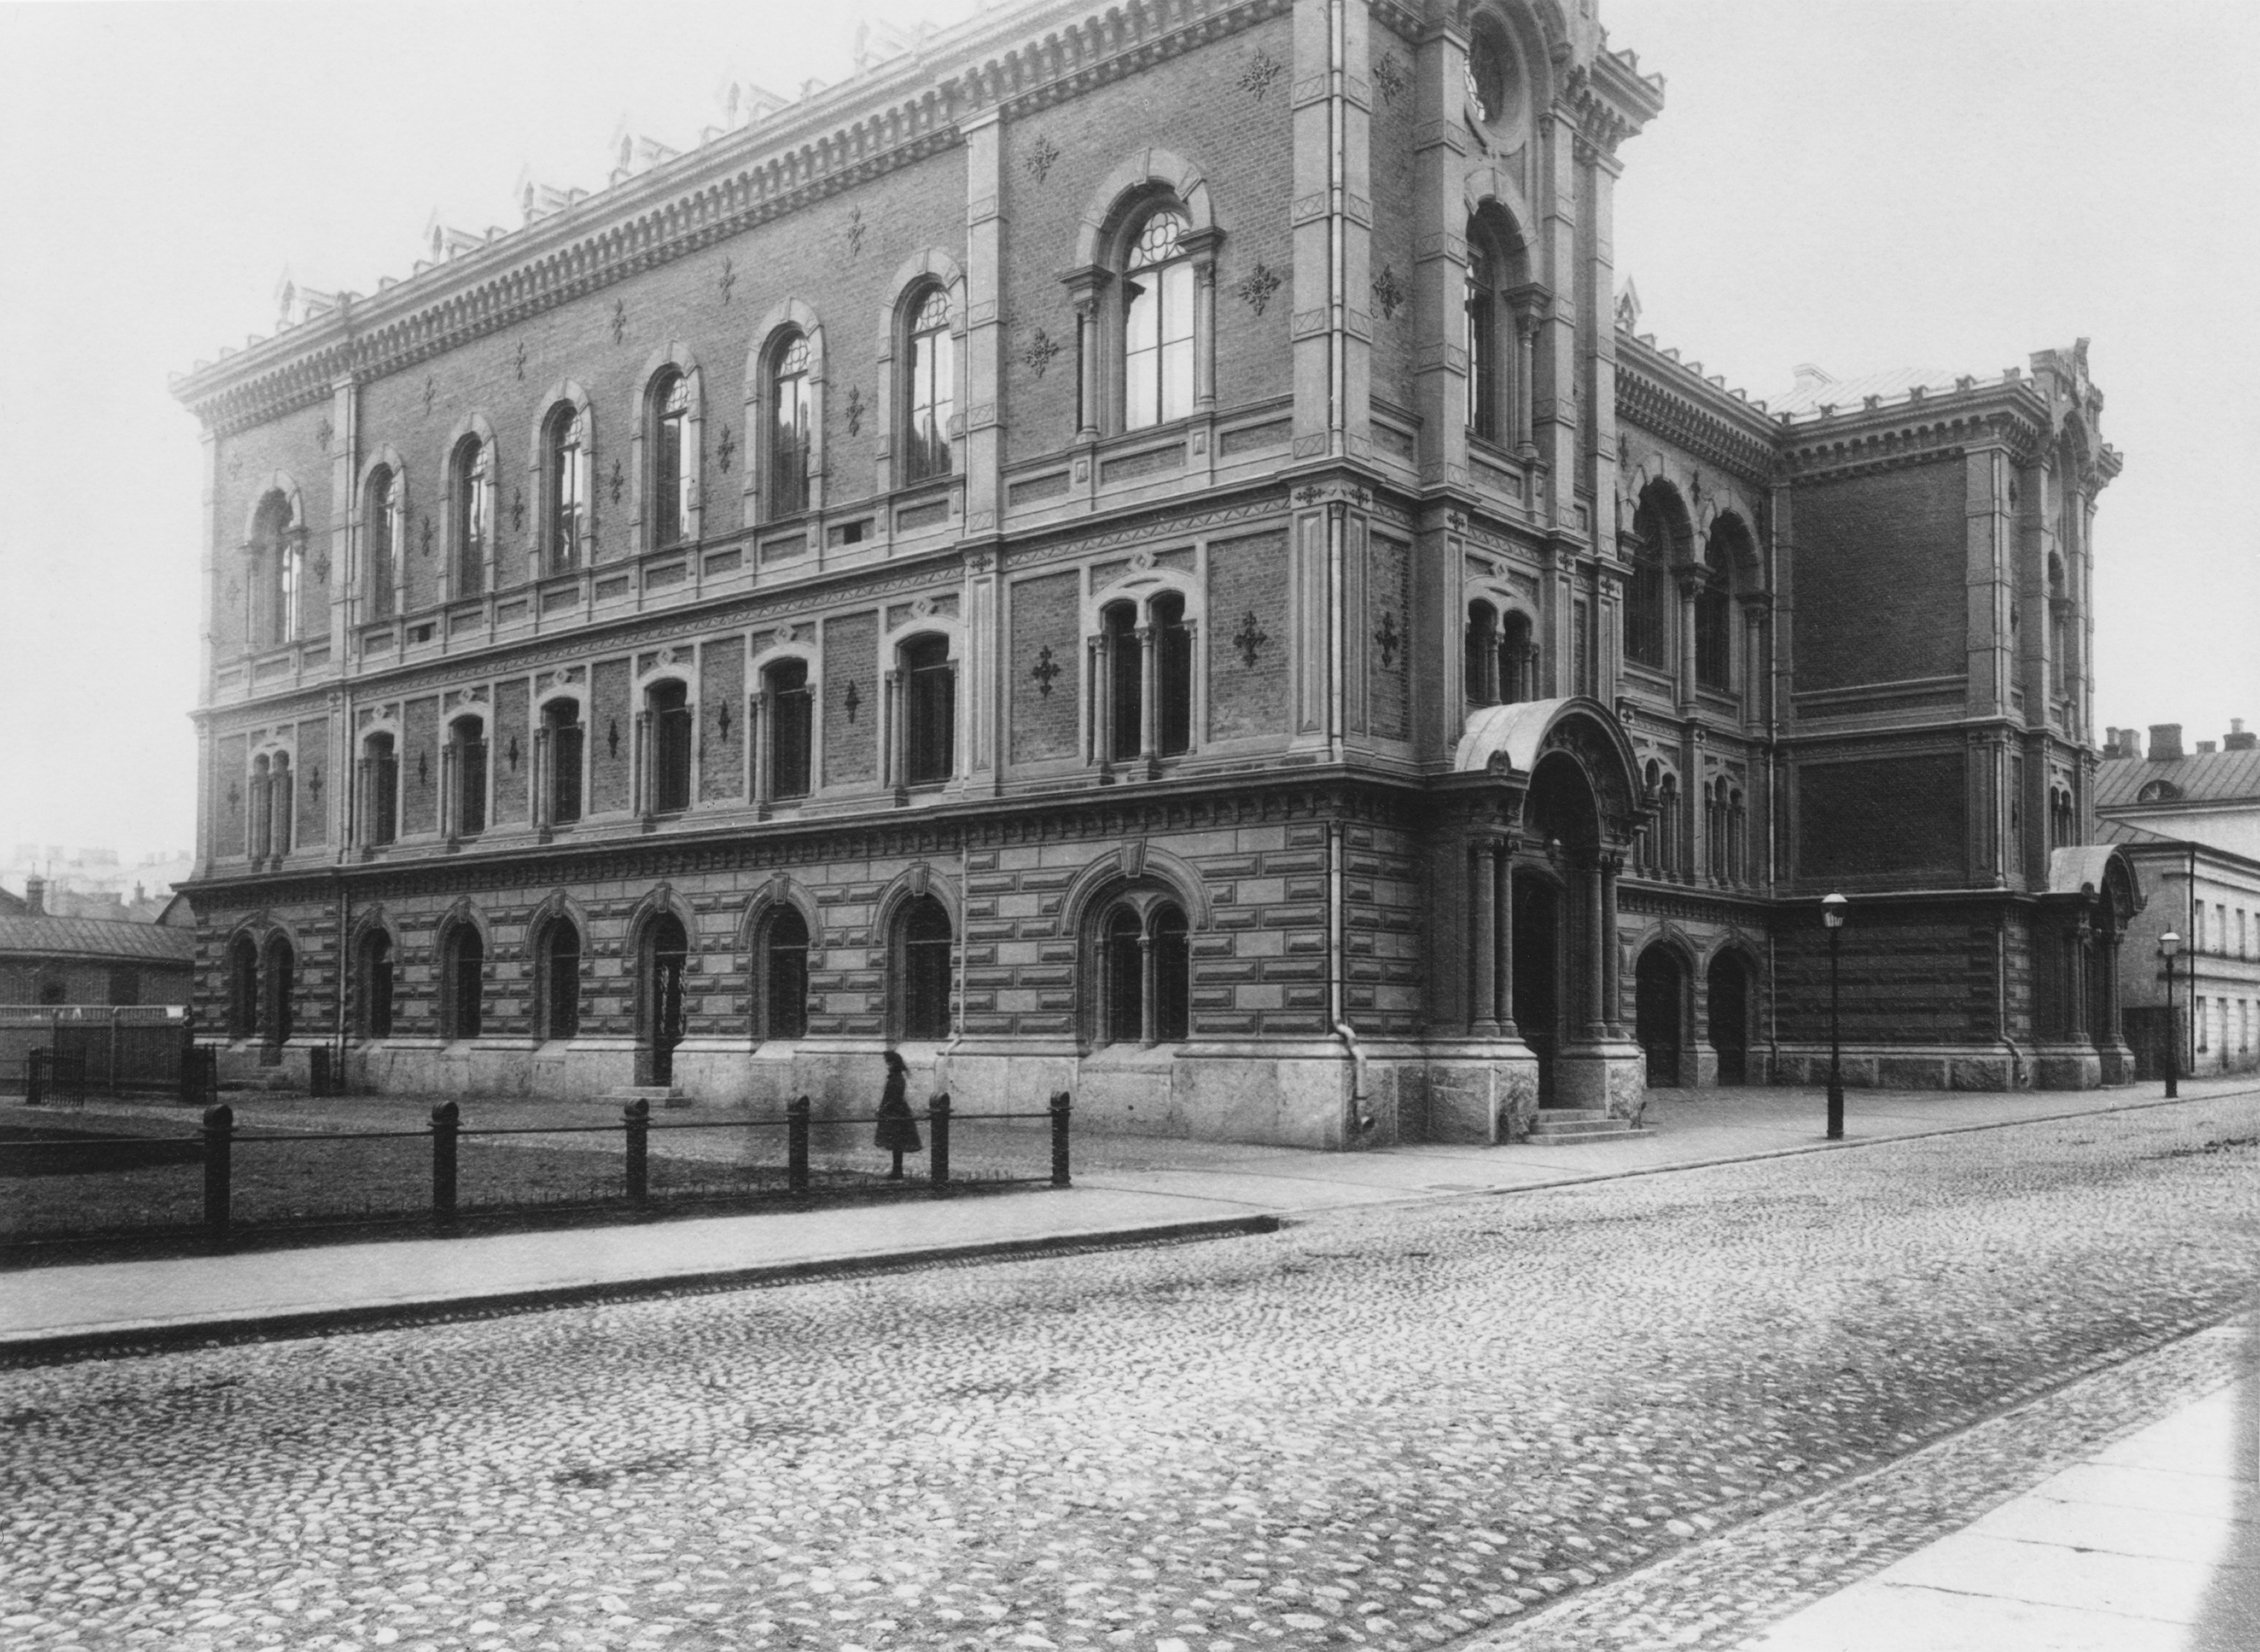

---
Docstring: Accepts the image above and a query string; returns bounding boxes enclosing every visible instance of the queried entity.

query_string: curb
[0,1212,1283,1369]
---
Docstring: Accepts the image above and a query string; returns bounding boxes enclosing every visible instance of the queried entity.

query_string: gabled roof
[2094,746,2260,809]
[0,916,198,965]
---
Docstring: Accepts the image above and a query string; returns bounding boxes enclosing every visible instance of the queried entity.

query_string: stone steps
[1524,1108,1651,1145]
[607,1085,692,1109]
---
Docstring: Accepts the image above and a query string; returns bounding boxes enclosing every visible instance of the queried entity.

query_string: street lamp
[1822,893,1847,1140]
[2158,930,2182,1099]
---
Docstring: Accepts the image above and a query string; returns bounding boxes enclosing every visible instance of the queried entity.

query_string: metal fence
[1,1007,195,1098]
[2,1090,1074,1252]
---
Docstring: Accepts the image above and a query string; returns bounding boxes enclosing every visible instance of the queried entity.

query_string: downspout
[1329,817,1371,1140]
[938,829,970,1098]
[1328,0,1346,446]
[333,870,349,1087]
[2189,842,2198,1074]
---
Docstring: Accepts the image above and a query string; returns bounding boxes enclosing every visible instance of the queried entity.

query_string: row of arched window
[226,888,1191,1050]
[1636,763,1750,886]
[1625,483,1757,694]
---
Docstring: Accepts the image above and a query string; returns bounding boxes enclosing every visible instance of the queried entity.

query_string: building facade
[2098,721,2260,1078]
[173,0,2134,1146]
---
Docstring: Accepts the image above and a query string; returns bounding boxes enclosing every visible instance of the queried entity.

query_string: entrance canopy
[1453,697,1646,844]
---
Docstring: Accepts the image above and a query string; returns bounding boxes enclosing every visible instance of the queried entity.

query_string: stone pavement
[3,1075,2254,1359]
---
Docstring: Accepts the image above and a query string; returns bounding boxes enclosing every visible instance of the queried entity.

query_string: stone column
[1600,853,1625,1036]
[1494,845,1516,1032]
[1585,857,1609,1039]
[1138,624,1160,765]
[1469,838,1498,1036]
[1513,309,1540,456]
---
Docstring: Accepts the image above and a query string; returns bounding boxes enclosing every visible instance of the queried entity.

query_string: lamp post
[2158,930,2182,1099]
[1822,893,1847,1139]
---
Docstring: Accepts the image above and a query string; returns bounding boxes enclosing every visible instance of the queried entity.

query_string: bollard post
[431,1101,459,1223]
[1050,1089,1072,1188]
[202,1103,234,1245]
[929,1092,951,1190]
[624,1098,650,1204]
[787,1095,810,1194]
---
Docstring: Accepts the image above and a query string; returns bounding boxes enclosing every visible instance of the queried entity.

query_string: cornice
[1614,360,1777,484]
[172,0,1290,437]
[1776,399,2049,479]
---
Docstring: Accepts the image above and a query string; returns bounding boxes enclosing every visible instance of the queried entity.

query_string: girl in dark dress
[874,1050,922,1179]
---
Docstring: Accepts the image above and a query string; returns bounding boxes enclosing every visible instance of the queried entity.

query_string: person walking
[874,1050,922,1180]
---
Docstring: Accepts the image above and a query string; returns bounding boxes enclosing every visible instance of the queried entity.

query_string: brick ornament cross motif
[1239,50,1283,101]
[718,258,736,305]
[307,768,322,802]
[609,459,624,503]
[1373,53,1408,107]
[717,424,735,472]
[423,376,436,415]
[1025,135,1060,184]
[845,385,866,436]
[847,208,866,260]
[1374,611,1400,669]
[1234,610,1269,668]
[844,681,861,724]
[315,417,334,452]
[514,341,528,380]
[1371,265,1405,322]
[1237,262,1281,316]
[420,516,434,558]
[1022,329,1060,377]
[510,488,525,531]
[611,300,627,344]
[1030,646,1060,697]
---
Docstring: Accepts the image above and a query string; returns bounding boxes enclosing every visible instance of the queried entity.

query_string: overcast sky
[1,0,2252,864]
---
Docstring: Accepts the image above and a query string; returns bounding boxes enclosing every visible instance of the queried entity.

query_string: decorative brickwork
[1207,531,1290,742]
[1010,572,1081,764]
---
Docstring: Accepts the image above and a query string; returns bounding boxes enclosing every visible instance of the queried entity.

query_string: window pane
[1105,909,1141,1044]
[902,897,952,1039]
[1154,907,1190,1041]
[553,723,583,824]
[766,908,809,1039]
[1157,600,1193,757]
[546,927,580,1039]
[771,662,812,800]
[1108,608,1142,761]
[458,728,487,835]
[905,639,955,785]
[653,685,692,813]
[655,399,685,546]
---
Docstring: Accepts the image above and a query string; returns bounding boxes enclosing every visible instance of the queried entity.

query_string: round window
[1466,29,1506,124]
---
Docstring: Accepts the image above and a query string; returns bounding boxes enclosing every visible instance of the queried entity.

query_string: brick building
[172,0,2135,1146]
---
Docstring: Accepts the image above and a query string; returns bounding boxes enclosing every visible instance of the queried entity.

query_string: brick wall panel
[1791,465,1965,692]
[699,637,746,802]
[294,718,329,847]
[588,659,632,814]
[491,679,530,826]
[400,697,440,836]
[1009,570,1082,764]
[1207,530,1291,741]
[823,612,879,787]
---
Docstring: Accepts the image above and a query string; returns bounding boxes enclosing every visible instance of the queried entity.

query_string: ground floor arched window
[897,895,953,1040]
[227,935,259,1040]
[1097,895,1191,1045]
[539,919,581,1041]
[441,925,484,1041]
[759,906,810,1041]
[357,929,394,1039]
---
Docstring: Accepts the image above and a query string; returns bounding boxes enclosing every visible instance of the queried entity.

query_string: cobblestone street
[5,1096,2257,1652]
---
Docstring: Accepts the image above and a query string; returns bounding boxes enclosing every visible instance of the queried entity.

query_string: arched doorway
[357,929,394,1039]
[1709,951,1751,1085]
[1635,945,1684,1087]
[260,936,295,1063]
[227,935,260,1041]
[1510,870,1561,1103]
[639,912,688,1085]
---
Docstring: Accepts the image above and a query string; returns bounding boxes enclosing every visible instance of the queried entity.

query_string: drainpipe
[1327,0,1346,448]
[1329,818,1371,1140]
[2187,842,2198,1075]
[333,869,349,1083]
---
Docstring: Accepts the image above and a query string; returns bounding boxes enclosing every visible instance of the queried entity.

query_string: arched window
[227,935,259,1040]
[1124,204,1195,430]
[1465,601,1499,708]
[441,925,484,1042]
[357,928,394,1039]
[269,753,294,858]
[1656,771,1680,879]
[902,286,955,483]
[538,919,581,1041]
[541,701,584,826]
[361,733,398,847]
[768,332,813,517]
[897,895,953,1041]
[447,716,487,838]
[1501,610,1536,704]
[1696,534,1733,690]
[2048,553,2070,698]
[1465,230,1500,443]
[1097,897,1192,1046]
[898,634,956,787]
[1154,594,1193,757]
[759,905,810,1041]
[762,659,814,801]
[1103,601,1141,764]
[545,405,588,574]
[252,491,299,645]
[249,754,272,858]
[650,369,693,547]
[366,466,401,618]
[1728,788,1748,885]
[1627,485,1685,672]
[1094,592,1194,765]
[451,435,491,597]
[646,681,692,814]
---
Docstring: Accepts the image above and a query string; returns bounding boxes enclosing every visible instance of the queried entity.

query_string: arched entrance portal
[1510,871,1561,1103]
[1708,951,1752,1085]
[639,913,688,1086]
[1635,946,1684,1087]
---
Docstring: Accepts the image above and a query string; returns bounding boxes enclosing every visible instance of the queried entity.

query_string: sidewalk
[1737,1331,2257,1651]
[4,1075,2253,1360]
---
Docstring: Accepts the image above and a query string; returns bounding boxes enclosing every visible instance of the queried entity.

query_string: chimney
[2122,728,2144,759]
[2226,718,2256,754]
[2102,726,2123,758]
[2148,724,2184,762]
[2198,741,2218,755]
[24,875,43,916]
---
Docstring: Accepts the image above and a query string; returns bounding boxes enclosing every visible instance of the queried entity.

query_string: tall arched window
[252,491,299,644]
[1627,486,1684,672]
[1501,610,1536,704]
[763,659,814,801]
[2048,553,2070,698]
[897,895,953,1041]
[1696,537,1732,691]
[268,753,294,858]
[898,635,956,786]
[361,733,399,847]
[1103,601,1141,763]
[357,928,393,1039]
[647,681,692,814]
[447,716,487,838]
[1154,593,1193,757]
[541,701,584,826]
[1466,232,1500,443]
[539,919,581,1040]
[545,405,587,574]
[650,370,693,547]
[1124,205,1194,430]
[759,906,810,1041]
[902,286,955,482]
[451,435,490,597]
[1097,897,1191,1046]
[441,925,484,1041]
[768,333,813,517]
[1656,771,1680,879]
[366,466,401,618]
[1465,602,1499,707]
[1094,592,1194,765]
[1727,788,1748,885]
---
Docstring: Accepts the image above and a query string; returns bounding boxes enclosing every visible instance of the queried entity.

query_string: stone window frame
[357,448,410,621]
[875,252,968,495]
[531,382,596,576]
[1462,585,1540,710]
[739,882,821,1045]
[636,663,698,819]
[877,614,965,794]
[355,717,404,849]
[435,907,490,1045]
[533,691,589,830]
[1082,567,1202,771]
[633,345,705,554]
[1064,151,1222,441]
[241,479,308,649]
[750,636,822,810]
[442,415,498,601]
[745,302,826,525]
